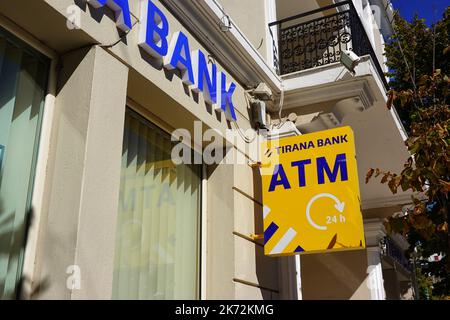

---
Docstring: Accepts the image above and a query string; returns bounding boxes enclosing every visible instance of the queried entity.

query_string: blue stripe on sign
[294,245,305,253]
[264,222,279,244]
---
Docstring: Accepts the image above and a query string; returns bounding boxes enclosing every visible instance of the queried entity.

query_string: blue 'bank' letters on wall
[85,0,238,121]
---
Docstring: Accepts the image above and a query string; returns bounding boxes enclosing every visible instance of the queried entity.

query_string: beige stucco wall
[276,0,334,26]
[232,161,281,299]
[33,45,128,299]
[217,0,269,60]
[301,249,371,300]
[204,153,284,299]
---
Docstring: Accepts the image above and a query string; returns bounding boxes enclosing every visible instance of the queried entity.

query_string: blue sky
[391,0,449,25]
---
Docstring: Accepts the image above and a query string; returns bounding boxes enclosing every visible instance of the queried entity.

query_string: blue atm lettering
[268,153,349,192]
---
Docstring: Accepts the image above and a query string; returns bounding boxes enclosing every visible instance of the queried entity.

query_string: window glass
[0,27,49,299]
[112,109,201,299]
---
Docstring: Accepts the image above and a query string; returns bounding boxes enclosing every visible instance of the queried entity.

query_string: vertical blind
[0,29,49,299]
[112,109,201,300]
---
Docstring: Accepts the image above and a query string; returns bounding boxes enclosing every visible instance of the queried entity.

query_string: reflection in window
[0,28,49,299]
[112,109,201,299]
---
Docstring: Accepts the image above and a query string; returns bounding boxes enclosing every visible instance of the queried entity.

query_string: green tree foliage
[366,7,450,299]
[384,8,450,131]
[416,266,433,299]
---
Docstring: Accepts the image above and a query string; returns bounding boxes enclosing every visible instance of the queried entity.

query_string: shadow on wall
[74,0,128,43]
[0,198,49,300]
[300,249,370,300]
[252,167,280,300]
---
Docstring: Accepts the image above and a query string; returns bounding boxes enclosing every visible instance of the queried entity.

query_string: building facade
[0,0,415,300]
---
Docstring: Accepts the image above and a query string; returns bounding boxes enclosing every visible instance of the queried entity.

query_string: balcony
[381,236,412,273]
[268,0,388,89]
[265,2,413,221]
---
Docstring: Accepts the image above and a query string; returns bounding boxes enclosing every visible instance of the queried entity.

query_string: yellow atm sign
[260,126,365,256]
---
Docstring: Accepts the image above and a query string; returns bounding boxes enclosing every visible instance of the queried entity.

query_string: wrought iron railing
[380,236,412,272]
[268,1,389,89]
